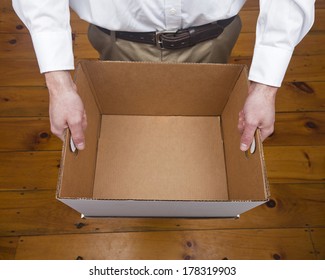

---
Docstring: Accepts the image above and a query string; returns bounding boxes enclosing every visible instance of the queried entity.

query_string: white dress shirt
[12,0,315,87]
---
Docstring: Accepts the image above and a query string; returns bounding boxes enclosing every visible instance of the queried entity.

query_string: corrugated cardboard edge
[56,62,102,200]
[55,129,69,199]
[256,129,271,200]
[221,65,269,201]
[241,64,270,201]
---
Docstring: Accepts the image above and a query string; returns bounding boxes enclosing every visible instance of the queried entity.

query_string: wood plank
[0,59,44,86]
[275,82,325,113]
[14,228,315,260]
[0,9,28,34]
[0,87,49,117]
[264,146,325,183]
[0,151,61,190]
[230,55,325,82]
[0,33,34,59]
[0,183,324,236]
[0,237,19,260]
[310,228,325,260]
[0,117,61,151]
[2,0,14,10]
[265,112,325,146]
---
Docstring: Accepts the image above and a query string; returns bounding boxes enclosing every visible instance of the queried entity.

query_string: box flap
[57,64,101,199]
[80,61,244,116]
[221,68,269,200]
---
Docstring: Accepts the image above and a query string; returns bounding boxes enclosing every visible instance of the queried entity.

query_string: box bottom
[93,115,228,201]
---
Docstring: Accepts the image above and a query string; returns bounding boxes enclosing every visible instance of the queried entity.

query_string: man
[12,0,315,151]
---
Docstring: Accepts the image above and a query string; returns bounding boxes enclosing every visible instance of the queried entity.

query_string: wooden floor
[0,0,324,260]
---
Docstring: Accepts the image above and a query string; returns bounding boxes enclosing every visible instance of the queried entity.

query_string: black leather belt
[96,16,236,49]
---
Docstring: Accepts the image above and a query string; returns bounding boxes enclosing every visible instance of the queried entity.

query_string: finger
[260,125,274,142]
[50,122,67,142]
[82,110,88,131]
[69,120,86,150]
[238,120,245,134]
[237,110,245,134]
[240,124,257,151]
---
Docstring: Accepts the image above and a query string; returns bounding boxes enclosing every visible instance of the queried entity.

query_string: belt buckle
[155,30,177,49]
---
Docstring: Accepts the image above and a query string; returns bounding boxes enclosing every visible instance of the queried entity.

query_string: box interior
[93,115,228,200]
[57,61,267,202]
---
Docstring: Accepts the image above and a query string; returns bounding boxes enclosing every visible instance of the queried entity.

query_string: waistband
[96,16,237,49]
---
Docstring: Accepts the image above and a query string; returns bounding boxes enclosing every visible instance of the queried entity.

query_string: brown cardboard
[93,115,228,201]
[56,61,269,218]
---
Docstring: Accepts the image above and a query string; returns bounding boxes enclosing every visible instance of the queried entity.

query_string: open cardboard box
[56,61,269,218]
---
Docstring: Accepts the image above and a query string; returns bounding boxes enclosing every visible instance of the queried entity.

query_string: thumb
[69,121,86,150]
[240,124,256,151]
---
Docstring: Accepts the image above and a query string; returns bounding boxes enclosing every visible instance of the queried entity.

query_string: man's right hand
[45,71,87,150]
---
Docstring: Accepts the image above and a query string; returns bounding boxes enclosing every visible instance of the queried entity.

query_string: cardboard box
[56,61,269,218]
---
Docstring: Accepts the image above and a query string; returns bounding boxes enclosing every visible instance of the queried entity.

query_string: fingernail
[77,143,85,150]
[240,143,248,151]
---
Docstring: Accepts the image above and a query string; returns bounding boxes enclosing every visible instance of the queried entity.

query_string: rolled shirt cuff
[30,30,74,73]
[248,45,293,87]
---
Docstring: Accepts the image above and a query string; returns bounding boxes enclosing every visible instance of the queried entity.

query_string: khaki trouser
[87,16,242,63]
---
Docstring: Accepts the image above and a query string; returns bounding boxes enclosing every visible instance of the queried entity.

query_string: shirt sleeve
[248,0,315,87]
[12,0,74,73]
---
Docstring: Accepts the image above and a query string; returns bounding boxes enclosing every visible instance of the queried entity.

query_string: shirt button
[169,8,177,15]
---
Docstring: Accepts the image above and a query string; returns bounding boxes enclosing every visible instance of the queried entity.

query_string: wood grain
[0,237,19,260]
[0,87,49,117]
[0,117,61,151]
[0,151,61,190]
[0,59,43,86]
[0,183,324,236]
[265,112,325,146]
[264,146,325,183]
[275,82,325,113]
[310,228,325,260]
[14,228,315,260]
[0,33,34,59]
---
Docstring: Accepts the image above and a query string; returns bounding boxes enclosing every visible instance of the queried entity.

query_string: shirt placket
[164,0,182,31]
